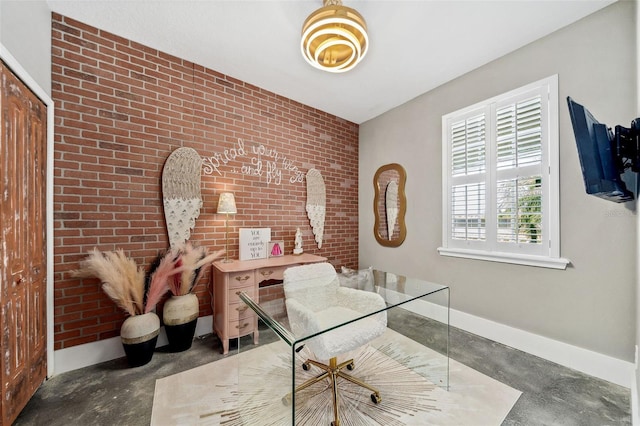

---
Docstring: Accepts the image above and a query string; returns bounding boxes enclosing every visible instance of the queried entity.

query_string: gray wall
[360,1,637,362]
[0,0,51,94]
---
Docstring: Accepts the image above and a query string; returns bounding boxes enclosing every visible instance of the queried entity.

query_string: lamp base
[222,258,234,263]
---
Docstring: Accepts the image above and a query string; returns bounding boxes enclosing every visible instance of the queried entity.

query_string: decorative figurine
[293,227,304,255]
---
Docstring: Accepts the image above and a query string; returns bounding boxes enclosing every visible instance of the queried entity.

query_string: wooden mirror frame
[373,163,407,247]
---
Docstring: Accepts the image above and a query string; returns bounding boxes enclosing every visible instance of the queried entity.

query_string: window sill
[437,247,570,270]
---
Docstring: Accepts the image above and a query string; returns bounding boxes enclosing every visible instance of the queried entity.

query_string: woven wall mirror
[373,163,407,247]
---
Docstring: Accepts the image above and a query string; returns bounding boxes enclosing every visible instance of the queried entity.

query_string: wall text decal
[202,138,305,185]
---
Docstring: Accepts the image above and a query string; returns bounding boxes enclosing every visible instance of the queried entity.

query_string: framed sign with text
[239,228,271,261]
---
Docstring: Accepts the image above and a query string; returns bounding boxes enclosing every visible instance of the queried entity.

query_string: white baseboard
[632,371,639,426]
[53,315,213,375]
[451,308,633,388]
[53,303,634,389]
[394,295,634,388]
[632,345,639,425]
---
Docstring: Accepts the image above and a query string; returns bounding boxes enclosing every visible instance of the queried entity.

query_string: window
[438,75,569,269]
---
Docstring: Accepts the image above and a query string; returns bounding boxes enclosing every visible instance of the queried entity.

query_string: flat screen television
[566,96,638,203]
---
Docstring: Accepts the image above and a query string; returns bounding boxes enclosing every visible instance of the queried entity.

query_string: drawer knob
[235,322,249,329]
[235,275,251,282]
[236,306,249,313]
[260,270,273,277]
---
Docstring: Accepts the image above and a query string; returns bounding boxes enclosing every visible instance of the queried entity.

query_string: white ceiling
[46,0,616,124]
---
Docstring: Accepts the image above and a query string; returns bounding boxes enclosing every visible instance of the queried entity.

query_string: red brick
[51,14,358,350]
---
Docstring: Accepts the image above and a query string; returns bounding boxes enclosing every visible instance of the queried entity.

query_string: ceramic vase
[163,293,199,352]
[120,312,160,367]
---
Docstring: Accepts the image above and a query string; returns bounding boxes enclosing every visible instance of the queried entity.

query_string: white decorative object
[386,180,399,240]
[239,228,271,261]
[305,169,326,249]
[162,147,203,248]
[293,227,304,255]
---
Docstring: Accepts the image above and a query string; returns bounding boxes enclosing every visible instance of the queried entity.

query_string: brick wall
[51,13,359,350]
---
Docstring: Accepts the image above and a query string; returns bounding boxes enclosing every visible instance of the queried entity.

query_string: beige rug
[151,329,521,425]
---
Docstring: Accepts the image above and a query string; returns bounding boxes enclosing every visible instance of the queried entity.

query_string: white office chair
[283,262,387,426]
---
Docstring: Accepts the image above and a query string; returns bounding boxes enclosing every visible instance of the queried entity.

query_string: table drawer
[229,302,254,322]
[228,285,256,305]
[229,271,255,289]
[257,265,291,283]
[229,318,254,338]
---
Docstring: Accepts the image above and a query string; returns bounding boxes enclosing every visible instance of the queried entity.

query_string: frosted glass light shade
[217,192,237,214]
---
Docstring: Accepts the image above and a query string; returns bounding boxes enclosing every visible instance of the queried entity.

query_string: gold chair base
[283,356,381,426]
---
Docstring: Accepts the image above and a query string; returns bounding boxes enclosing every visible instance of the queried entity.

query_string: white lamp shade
[217,192,237,214]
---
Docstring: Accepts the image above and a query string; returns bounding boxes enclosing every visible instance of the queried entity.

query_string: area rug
[151,329,521,425]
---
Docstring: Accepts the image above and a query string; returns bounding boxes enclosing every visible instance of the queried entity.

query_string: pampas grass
[178,243,202,295]
[145,249,180,313]
[71,248,145,316]
[72,243,225,316]
[150,243,225,296]
[174,243,225,295]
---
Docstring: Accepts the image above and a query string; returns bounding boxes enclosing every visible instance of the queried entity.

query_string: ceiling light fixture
[301,0,369,73]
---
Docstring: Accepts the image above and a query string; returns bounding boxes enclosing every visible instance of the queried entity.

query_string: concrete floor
[15,310,631,425]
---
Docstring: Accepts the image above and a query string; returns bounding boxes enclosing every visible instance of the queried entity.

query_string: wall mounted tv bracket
[614,118,640,173]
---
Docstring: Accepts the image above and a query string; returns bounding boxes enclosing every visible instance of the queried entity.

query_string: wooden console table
[211,253,327,354]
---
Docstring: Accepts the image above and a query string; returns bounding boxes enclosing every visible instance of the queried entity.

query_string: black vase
[120,312,160,367]
[163,293,199,352]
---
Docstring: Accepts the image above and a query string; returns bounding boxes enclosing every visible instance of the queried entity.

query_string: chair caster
[302,362,310,371]
[346,362,354,371]
[370,393,381,404]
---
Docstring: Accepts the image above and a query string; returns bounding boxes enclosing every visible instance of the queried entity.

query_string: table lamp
[217,192,237,263]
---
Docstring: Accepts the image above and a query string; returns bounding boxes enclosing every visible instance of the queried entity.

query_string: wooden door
[0,59,47,426]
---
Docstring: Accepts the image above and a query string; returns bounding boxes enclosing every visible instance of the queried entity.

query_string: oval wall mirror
[373,163,407,247]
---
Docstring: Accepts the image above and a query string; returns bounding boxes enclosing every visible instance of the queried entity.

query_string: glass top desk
[232,269,449,425]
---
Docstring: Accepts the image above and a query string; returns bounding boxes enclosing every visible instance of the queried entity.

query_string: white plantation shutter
[496,96,542,170]
[495,93,544,248]
[496,176,542,244]
[451,182,486,241]
[451,114,485,177]
[448,111,487,246]
[440,75,567,269]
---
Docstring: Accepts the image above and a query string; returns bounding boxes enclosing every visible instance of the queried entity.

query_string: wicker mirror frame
[373,163,407,247]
